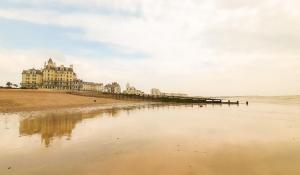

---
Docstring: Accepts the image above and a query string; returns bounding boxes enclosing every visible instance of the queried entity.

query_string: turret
[46,58,56,68]
[48,58,53,64]
[126,83,130,90]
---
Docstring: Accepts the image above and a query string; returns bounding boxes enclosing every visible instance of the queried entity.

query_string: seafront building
[21,69,43,88]
[22,58,79,90]
[164,92,188,97]
[151,88,188,97]
[150,88,162,96]
[21,58,115,92]
[123,83,144,95]
[21,59,189,96]
[42,59,78,90]
[81,82,104,92]
[104,82,121,94]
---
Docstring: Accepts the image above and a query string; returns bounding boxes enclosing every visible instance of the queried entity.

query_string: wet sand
[0,97,300,175]
[0,89,133,113]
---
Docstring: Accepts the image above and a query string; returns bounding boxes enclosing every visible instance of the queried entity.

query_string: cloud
[0,0,299,95]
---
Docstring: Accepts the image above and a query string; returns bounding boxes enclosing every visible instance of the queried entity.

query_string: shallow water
[1,98,300,175]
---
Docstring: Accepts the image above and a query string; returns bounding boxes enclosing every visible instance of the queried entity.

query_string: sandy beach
[0,89,132,113]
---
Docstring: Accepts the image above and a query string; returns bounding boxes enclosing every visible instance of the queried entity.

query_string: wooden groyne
[67,91,245,105]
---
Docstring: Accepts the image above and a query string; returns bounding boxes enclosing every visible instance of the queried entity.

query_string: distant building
[112,82,121,94]
[150,88,162,96]
[104,84,112,93]
[81,82,103,92]
[164,93,188,97]
[104,82,121,94]
[123,83,144,95]
[73,79,83,91]
[151,88,188,97]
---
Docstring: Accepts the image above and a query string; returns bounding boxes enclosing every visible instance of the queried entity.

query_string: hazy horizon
[0,0,299,96]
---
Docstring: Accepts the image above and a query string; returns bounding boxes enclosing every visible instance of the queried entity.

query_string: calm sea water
[0,96,300,175]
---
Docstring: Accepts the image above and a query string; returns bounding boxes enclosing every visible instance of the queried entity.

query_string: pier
[67,91,244,105]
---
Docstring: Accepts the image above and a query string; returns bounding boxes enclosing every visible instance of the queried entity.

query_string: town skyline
[19,58,188,97]
[0,0,300,96]
[1,54,300,96]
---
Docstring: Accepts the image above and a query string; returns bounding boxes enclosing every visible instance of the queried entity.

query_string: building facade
[21,69,43,88]
[150,88,162,96]
[150,88,188,97]
[42,59,78,90]
[123,83,144,95]
[21,58,124,93]
[81,82,104,92]
[164,93,188,97]
[21,58,82,90]
[104,82,121,94]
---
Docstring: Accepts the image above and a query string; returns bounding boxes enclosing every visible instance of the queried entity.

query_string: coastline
[0,89,144,113]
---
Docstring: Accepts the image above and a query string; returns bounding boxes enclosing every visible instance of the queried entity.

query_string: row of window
[45,78,71,80]
[44,71,73,75]
[46,74,72,77]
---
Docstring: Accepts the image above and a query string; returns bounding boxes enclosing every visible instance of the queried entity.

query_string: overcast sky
[0,0,299,96]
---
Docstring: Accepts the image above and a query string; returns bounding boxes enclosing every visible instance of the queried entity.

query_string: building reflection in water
[18,104,183,147]
[18,107,130,147]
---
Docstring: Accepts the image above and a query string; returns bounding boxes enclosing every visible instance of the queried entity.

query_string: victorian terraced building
[21,58,101,91]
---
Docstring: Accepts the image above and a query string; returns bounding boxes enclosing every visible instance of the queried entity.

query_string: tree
[13,84,18,88]
[6,82,12,88]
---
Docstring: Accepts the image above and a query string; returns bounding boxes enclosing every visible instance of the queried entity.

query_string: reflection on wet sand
[19,111,95,146]
[2,100,299,175]
[18,103,186,146]
[19,106,132,146]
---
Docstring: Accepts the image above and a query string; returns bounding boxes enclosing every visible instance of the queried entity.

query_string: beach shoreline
[0,89,141,113]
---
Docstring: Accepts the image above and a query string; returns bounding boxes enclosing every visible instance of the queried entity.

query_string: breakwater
[67,91,244,105]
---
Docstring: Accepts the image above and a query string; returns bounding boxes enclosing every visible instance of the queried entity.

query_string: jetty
[67,91,244,105]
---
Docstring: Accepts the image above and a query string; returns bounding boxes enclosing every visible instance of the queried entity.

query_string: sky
[0,0,299,96]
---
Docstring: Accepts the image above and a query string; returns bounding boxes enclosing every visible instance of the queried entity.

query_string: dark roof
[22,69,42,74]
[43,67,56,70]
[55,66,73,71]
[48,58,53,64]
